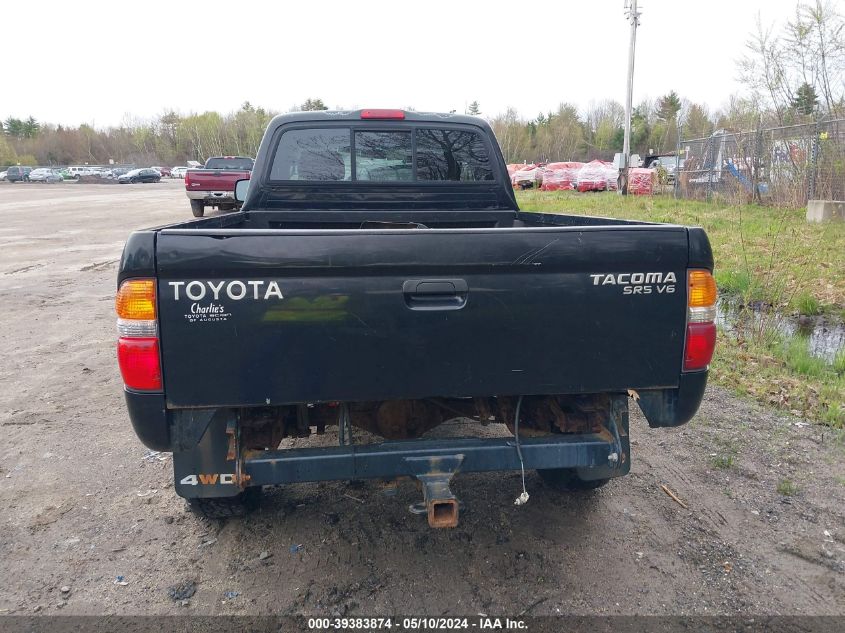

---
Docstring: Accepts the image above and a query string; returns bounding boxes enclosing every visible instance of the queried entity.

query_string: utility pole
[620,0,640,195]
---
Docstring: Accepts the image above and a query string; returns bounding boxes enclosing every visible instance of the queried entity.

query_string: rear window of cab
[269,127,495,183]
[205,157,254,170]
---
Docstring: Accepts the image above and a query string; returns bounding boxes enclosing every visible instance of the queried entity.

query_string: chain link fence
[674,118,845,206]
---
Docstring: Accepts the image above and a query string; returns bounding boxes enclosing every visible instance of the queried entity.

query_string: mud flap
[638,371,708,428]
[173,410,247,499]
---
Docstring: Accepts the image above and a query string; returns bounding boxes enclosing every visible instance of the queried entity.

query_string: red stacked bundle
[576,160,615,192]
[628,168,655,195]
[539,162,584,191]
[510,164,538,188]
[506,164,524,178]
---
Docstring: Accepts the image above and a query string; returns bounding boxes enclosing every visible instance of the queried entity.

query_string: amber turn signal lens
[688,270,717,308]
[116,279,156,320]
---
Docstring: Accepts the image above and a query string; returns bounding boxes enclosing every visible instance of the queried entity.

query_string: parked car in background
[110,168,131,178]
[29,168,64,183]
[0,170,7,181]
[118,168,161,184]
[152,166,172,177]
[184,155,254,217]
[67,166,98,179]
[5,166,32,182]
[171,166,188,178]
[647,155,684,183]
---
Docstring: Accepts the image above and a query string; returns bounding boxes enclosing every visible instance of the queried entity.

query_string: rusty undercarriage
[222,394,622,528]
[237,394,613,449]
[173,393,629,528]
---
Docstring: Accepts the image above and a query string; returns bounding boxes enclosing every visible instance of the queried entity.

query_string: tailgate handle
[403,279,468,311]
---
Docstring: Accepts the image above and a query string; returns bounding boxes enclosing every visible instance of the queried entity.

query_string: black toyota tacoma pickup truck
[117,109,716,527]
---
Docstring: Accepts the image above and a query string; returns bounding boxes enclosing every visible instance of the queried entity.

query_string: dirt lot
[0,181,843,617]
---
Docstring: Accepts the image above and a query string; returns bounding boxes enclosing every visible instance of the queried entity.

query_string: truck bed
[157,208,655,230]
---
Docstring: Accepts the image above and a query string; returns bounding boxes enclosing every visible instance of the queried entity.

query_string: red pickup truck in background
[184,156,253,217]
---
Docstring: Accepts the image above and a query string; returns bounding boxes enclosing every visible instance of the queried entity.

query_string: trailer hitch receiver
[405,454,464,528]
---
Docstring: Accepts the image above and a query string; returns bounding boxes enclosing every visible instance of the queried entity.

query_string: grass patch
[710,436,739,469]
[714,269,753,296]
[712,330,845,427]
[777,479,799,496]
[791,292,821,316]
[711,454,735,469]
[777,336,827,378]
[834,349,845,375]
[824,404,845,426]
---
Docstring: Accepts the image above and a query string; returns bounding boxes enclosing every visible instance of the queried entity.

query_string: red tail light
[360,109,405,119]
[683,322,717,371]
[184,171,192,186]
[118,337,162,390]
[116,278,162,391]
[683,269,717,371]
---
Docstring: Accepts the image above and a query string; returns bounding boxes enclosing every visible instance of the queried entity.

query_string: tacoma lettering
[590,272,677,285]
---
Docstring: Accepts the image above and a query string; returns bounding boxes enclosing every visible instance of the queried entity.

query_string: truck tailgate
[156,226,689,407]
[186,170,248,191]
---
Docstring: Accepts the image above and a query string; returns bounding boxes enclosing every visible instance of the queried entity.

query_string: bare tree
[804,0,844,115]
[739,15,793,123]
[739,2,844,120]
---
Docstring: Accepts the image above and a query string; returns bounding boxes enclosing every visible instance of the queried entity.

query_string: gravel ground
[0,181,843,616]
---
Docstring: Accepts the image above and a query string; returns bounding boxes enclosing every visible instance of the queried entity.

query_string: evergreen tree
[467,101,481,115]
[792,82,819,115]
[4,117,24,138]
[23,116,40,138]
[683,103,714,139]
[656,91,682,121]
[630,106,651,153]
[300,98,328,111]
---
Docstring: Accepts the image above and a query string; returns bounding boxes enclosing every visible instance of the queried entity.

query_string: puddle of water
[717,299,845,363]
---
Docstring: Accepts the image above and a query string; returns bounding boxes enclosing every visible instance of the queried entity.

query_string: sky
[2,0,811,128]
